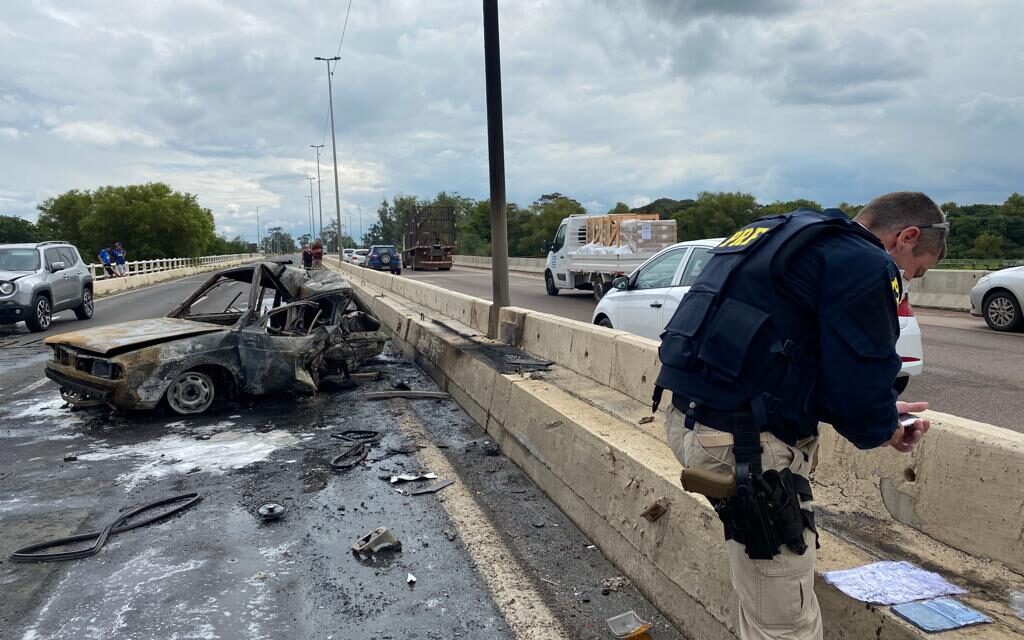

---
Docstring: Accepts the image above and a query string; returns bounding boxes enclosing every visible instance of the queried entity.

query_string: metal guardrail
[934,258,1024,270]
[88,253,260,280]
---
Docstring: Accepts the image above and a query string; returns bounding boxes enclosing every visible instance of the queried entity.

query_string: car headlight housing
[0,282,14,295]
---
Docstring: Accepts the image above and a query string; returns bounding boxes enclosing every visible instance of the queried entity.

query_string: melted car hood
[45,318,227,356]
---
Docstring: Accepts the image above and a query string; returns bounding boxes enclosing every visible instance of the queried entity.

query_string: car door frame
[614,246,692,340]
[43,247,76,309]
[660,244,714,328]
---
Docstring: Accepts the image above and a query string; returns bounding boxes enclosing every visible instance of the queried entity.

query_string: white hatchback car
[350,249,369,267]
[593,239,923,392]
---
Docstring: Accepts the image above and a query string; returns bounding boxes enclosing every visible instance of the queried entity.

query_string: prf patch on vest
[888,262,903,305]
[712,217,785,254]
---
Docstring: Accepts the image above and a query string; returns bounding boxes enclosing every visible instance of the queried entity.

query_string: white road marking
[394,402,568,640]
[13,379,50,396]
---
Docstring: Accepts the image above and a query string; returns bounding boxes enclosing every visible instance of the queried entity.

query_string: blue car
[366,245,402,275]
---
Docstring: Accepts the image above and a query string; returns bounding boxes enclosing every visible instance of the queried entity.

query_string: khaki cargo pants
[666,405,822,640]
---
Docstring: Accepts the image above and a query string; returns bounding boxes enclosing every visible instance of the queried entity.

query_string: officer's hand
[889,401,930,453]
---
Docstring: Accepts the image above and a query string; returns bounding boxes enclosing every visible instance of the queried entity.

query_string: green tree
[0,215,41,243]
[971,232,1004,258]
[510,193,585,257]
[671,191,758,241]
[758,199,823,217]
[36,183,219,260]
[607,202,631,214]
[1001,193,1024,217]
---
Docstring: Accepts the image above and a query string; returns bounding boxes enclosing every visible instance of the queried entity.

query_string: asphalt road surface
[404,267,1024,434]
[0,266,683,640]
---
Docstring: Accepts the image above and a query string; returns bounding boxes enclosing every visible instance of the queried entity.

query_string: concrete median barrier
[326,257,1023,638]
[453,254,546,275]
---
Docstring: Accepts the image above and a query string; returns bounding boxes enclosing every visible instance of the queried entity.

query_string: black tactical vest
[655,209,883,444]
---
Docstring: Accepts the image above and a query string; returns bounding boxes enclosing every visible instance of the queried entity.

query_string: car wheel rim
[168,372,214,414]
[37,299,51,328]
[988,297,1015,327]
[84,291,94,316]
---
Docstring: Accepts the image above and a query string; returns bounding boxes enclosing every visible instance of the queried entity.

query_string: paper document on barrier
[822,560,966,605]
[891,598,991,632]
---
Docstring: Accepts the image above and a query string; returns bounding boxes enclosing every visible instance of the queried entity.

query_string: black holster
[711,407,815,560]
[715,468,814,560]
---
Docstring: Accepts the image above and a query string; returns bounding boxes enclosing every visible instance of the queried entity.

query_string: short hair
[855,192,947,259]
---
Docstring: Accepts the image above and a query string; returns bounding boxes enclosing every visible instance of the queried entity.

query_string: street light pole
[255,205,263,253]
[306,177,316,240]
[310,144,325,244]
[314,56,343,259]
[305,195,313,241]
[483,0,510,338]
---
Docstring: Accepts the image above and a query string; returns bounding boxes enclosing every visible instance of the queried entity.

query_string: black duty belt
[672,395,770,435]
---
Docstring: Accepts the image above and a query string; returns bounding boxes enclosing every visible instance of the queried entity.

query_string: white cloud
[51,121,160,147]
[0,0,1020,240]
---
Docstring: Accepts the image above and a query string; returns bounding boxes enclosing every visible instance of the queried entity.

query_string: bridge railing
[88,253,261,280]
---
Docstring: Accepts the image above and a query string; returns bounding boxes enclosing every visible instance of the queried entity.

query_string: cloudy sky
[1,0,1022,243]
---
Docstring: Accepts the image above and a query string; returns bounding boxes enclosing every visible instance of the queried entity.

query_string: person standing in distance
[112,242,128,277]
[655,192,947,639]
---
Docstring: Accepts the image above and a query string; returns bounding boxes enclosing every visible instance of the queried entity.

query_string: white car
[969,266,1024,332]
[350,249,369,267]
[343,248,356,263]
[593,239,923,392]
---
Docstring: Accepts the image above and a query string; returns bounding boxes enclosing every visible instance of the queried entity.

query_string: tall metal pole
[483,0,510,338]
[315,56,343,259]
[311,144,325,243]
[357,205,363,247]
[306,177,316,239]
[255,206,262,252]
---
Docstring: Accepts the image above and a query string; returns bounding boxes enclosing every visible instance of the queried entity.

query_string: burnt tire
[74,288,94,320]
[983,290,1022,332]
[545,271,559,296]
[166,370,216,415]
[25,295,52,332]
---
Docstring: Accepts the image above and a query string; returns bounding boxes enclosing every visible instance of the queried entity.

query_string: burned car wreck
[44,262,386,415]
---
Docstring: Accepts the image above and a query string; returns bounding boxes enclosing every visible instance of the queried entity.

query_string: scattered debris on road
[365,391,451,401]
[407,573,417,585]
[638,415,655,425]
[62,454,78,462]
[606,610,653,639]
[393,379,411,390]
[255,501,287,522]
[331,429,382,445]
[329,440,368,471]
[481,440,500,456]
[11,492,201,563]
[351,527,402,555]
[390,472,438,484]
[602,576,631,593]
[410,479,455,495]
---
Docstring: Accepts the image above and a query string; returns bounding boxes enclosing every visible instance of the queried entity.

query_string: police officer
[656,192,947,639]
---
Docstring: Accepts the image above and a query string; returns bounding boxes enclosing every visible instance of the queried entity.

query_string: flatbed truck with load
[544,213,678,301]
[404,205,455,271]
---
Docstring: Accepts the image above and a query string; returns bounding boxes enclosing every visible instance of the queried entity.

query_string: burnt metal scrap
[43,262,386,415]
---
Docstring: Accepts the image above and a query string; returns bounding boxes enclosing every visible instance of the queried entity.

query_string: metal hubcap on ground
[167,372,215,414]
[988,297,1015,327]
[37,299,51,328]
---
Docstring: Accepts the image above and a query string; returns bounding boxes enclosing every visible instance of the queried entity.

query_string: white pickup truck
[544,214,676,301]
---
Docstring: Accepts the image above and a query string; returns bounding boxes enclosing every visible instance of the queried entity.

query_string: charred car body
[44,262,386,415]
